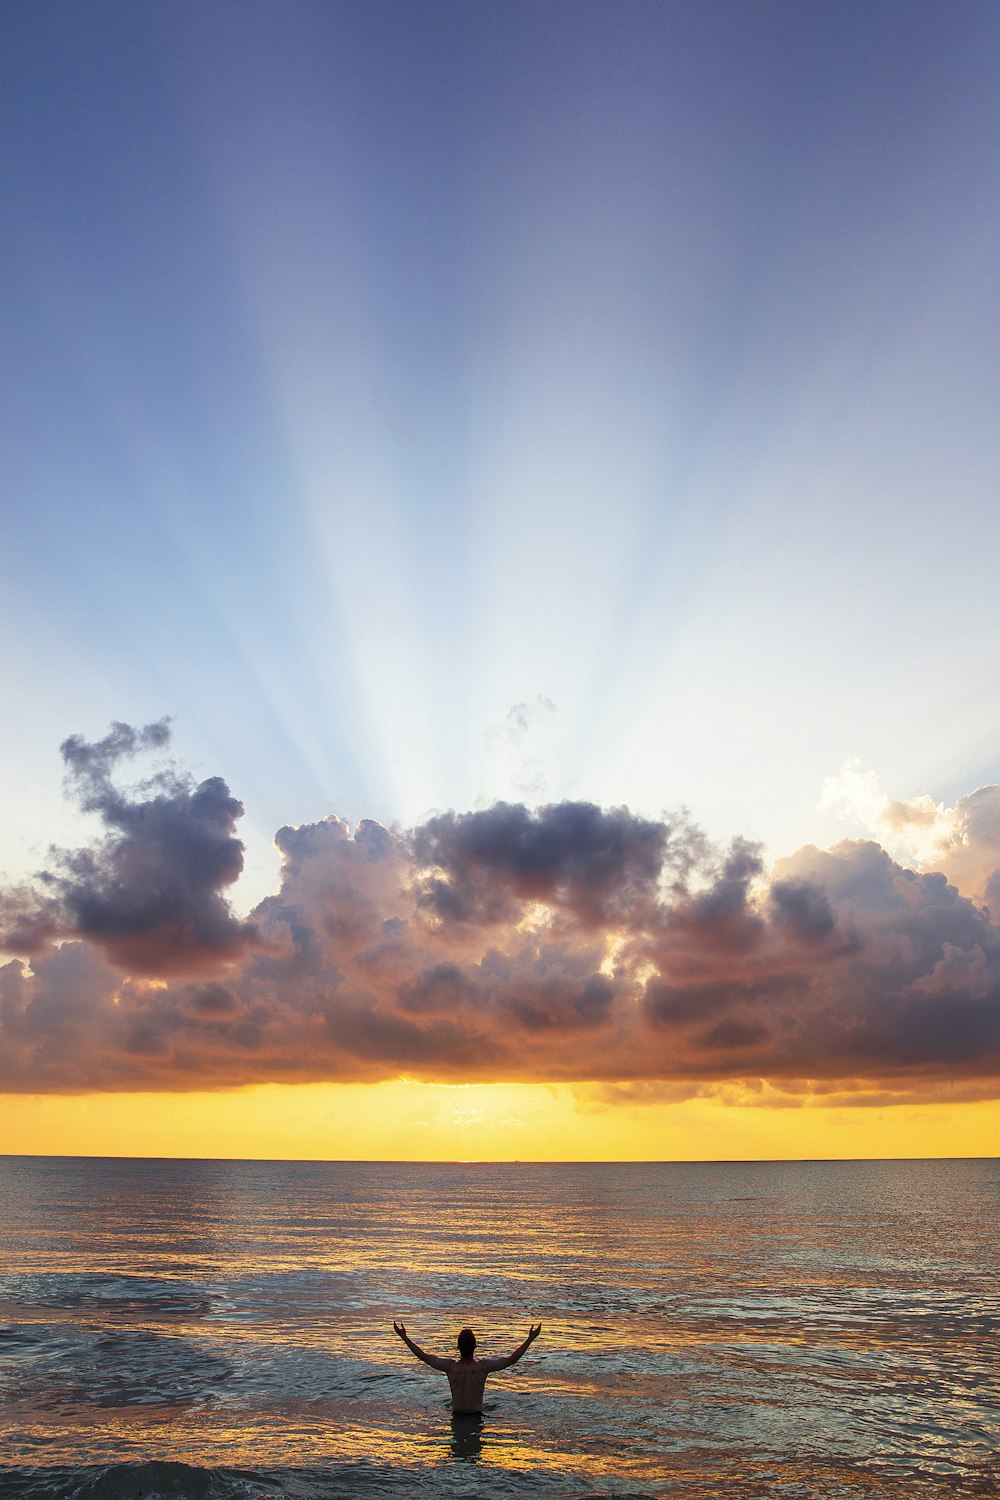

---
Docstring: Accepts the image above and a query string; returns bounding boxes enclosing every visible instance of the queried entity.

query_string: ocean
[0,1156,996,1498]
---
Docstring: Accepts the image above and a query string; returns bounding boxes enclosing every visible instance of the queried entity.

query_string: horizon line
[1,1151,996,1166]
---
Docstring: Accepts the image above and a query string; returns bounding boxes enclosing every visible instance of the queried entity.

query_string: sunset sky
[2,0,999,1160]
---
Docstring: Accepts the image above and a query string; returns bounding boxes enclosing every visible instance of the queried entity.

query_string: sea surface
[0,1156,997,1499]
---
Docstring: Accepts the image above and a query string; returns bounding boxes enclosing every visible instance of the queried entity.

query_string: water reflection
[449,1411,484,1462]
[0,1157,997,1496]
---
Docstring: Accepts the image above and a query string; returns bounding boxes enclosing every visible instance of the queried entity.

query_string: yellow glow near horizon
[0,1082,997,1162]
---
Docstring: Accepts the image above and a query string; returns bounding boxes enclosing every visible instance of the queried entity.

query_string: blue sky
[3,0,999,912]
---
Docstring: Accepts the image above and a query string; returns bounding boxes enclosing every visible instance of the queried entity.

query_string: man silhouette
[392,1321,542,1414]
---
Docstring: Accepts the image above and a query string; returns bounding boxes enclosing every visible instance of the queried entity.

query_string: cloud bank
[2,724,1000,1098]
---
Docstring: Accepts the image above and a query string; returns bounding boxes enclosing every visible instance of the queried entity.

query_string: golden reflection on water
[3,1405,652,1486]
[1,1157,998,1496]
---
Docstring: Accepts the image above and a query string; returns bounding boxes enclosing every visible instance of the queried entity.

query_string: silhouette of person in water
[393,1321,541,1414]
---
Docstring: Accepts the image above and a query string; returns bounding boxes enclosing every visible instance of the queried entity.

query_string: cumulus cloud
[820,758,1000,904]
[2,725,1000,1098]
[412,800,694,928]
[0,721,255,976]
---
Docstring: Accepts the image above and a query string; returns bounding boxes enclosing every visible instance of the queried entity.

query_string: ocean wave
[0,1463,267,1500]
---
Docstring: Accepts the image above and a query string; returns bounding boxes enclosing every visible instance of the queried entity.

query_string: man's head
[457,1328,477,1358]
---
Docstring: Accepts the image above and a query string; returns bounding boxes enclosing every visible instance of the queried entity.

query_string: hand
[393,1321,407,1340]
[527,1323,541,1342]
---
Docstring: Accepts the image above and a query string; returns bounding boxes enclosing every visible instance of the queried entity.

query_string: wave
[0,1462,268,1500]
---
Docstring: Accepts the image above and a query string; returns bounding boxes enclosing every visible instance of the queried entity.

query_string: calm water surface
[0,1157,997,1498]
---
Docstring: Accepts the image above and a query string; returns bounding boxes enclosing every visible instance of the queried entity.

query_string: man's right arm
[392,1320,449,1370]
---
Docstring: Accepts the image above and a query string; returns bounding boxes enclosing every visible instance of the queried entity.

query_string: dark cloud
[60,718,173,805]
[768,877,838,943]
[183,983,241,1020]
[3,726,1000,1098]
[652,836,766,960]
[0,721,255,975]
[413,800,691,927]
[700,1018,770,1051]
[398,963,477,1016]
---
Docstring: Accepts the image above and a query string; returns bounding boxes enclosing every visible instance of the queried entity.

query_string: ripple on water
[0,1158,997,1498]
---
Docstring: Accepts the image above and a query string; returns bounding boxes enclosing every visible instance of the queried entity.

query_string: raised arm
[392,1321,450,1371]
[480,1323,542,1372]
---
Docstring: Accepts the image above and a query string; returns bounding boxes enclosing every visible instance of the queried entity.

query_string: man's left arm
[480,1323,542,1372]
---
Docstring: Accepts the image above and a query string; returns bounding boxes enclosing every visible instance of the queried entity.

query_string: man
[392,1320,542,1414]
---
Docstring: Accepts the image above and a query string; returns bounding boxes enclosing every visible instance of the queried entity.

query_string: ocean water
[0,1157,997,1499]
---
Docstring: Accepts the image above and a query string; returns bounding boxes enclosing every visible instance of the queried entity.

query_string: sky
[2,0,999,1160]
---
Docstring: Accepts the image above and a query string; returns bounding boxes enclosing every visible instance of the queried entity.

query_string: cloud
[412,800,694,928]
[485,696,558,799]
[820,759,1000,903]
[2,725,1000,1098]
[0,721,256,976]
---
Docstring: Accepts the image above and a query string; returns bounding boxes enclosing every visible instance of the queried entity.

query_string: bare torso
[439,1356,503,1413]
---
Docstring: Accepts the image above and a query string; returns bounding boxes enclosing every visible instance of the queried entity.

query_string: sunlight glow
[2,1083,998,1164]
